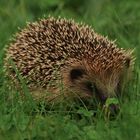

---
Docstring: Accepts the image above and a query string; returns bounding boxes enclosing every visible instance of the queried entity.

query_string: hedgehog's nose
[100,94,108,103]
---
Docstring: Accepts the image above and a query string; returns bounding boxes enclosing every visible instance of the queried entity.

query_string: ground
[0,0,140,140]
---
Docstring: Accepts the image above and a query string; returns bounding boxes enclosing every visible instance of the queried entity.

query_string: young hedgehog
[4,17,134,108]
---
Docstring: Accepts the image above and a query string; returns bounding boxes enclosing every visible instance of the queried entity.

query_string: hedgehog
[4,17,134,109]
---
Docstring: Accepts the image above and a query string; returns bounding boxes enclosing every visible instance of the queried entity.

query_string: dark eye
[85,82,107,103]
[85,82,96,93]
[70,68,85,82]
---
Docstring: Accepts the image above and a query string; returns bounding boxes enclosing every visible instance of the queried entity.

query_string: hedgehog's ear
[124,49,134,68]
[70,68,85,82]
[124,57,131,68]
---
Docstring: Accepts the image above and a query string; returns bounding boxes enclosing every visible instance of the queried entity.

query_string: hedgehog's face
[64,58,131,106]
[67,66,119,102]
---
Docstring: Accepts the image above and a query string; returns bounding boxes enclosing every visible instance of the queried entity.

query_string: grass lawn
[0,0,140,139]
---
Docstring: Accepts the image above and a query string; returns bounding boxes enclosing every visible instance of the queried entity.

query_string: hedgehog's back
[5,17,94,88]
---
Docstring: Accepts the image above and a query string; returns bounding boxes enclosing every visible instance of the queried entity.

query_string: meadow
[0,0,140,139]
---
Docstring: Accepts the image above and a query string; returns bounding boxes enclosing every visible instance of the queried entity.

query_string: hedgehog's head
[62,49,134,112]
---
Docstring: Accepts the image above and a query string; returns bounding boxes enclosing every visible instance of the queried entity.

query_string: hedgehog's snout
[98,94,108,103]
[92,87,120,114]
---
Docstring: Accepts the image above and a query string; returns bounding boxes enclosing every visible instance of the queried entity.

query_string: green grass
[0,0,140,139]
